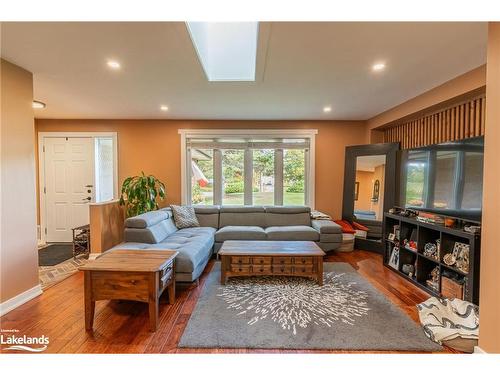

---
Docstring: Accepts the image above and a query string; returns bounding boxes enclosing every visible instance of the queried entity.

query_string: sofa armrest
[311,219,342,234]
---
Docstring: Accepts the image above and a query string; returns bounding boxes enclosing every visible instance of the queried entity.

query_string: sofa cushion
[319,233,343,243]
[162,227,215,273]
[194,205,220,228]
[125,210,170,229]
[124,218,178,244]
[311,219,342,234]
[265,226,319,241]
[264,206,311,227]
[215,226,266,242]
[115,227,215,274]
[219,206,266,227]
[264,206,311,214]
[170,205,200,229]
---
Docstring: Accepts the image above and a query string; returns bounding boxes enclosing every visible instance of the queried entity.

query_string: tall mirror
[354,155,386,222]
[342,143,399,253]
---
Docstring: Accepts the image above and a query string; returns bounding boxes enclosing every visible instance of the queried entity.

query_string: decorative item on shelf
[388,246,400,270]
[400,209,418,218]
[388,233,396,241]
[402,264,415,277]
[394,225,400,240]
[464,225,481,234]
[426,266,440,291]
[443,253,456,266]
[423,242,439,260]
[402,238,417,251]
[388,207,401,215]
[445,218,456,228]
[416,212,445,225]
[454,242,470,273]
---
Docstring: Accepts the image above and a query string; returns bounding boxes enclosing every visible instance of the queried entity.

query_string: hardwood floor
[0,250,453,354]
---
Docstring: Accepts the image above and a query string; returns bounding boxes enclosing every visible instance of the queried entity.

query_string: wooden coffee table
[79,249,178,332]
[218,240,325,285]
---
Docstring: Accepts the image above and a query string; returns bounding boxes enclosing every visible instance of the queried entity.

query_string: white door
[44,137,94,242]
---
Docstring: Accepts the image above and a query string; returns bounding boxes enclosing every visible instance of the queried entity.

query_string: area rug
[179,262,442,351]
[38,243,74,266]
[39,255,89,289]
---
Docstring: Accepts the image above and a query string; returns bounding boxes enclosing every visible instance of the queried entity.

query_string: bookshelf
[383,212,481,305]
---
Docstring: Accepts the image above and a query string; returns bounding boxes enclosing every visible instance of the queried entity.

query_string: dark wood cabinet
[383,212,481,305]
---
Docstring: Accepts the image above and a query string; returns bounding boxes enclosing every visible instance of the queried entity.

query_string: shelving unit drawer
[273,257,293,265]
[293,256,313,265]
[293,265,314,275]
[273,265,293,274]
[252,257,271,265]
[252,265,272,274]
[231,256,250,265]
[230,264,251,274]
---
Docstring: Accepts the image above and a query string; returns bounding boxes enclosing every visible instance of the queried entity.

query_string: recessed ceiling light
[160,105,169,111]
[106,60,121,70]
[372,62,386,72]
[32,100,46,109]
[323,106,332,113]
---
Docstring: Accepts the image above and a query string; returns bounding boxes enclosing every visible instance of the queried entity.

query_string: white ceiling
[0,22,488,120]
[356,155,387,172]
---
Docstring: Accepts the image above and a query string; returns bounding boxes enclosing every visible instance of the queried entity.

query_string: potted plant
[119,172,166,217]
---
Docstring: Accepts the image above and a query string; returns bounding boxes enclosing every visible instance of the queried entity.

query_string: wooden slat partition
[383,93,486,148]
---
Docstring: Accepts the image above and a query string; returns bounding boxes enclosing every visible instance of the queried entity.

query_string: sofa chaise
[111,205,342,282]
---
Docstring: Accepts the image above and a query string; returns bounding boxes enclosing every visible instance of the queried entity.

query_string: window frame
[179,129,317,207]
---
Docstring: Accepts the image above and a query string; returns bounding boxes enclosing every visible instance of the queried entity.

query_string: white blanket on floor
[417,297,479,344]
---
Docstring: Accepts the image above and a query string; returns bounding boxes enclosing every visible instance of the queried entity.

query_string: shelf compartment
[440,232,470,275]
[416,257,440,293]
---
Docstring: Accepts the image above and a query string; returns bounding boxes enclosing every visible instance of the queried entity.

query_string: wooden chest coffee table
[218,241,325,285]
[79,249,178,332]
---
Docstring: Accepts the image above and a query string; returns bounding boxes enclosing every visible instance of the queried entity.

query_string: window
[404,150,429,208]
[181,130,316,207]
[94,136,117,203]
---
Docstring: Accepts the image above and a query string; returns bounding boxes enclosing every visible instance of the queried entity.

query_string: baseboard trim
[474,346,487,354]
[0,284,43,317]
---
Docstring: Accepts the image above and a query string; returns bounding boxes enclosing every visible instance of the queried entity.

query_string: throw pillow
[170,205,200,229]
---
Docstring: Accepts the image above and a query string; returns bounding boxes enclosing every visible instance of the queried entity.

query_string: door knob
[85,184,93,188]
[82,197,91,201]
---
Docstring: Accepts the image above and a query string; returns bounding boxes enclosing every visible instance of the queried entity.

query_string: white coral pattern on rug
[217,272,370,335]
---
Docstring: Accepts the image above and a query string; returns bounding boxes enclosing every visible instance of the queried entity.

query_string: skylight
[186,22,258,82]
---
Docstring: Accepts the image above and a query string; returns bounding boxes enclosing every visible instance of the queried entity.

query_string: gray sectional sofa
[111,205,342,282]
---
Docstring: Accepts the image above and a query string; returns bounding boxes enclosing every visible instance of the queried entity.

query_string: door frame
[38,132,118,245]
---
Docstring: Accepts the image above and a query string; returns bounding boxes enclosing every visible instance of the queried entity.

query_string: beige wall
[354,165,385,220]
[0,59,39,304]
[478,22,500,354]
[36,119,368,220]
[354,170,373,212]
[367,65,487,132]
